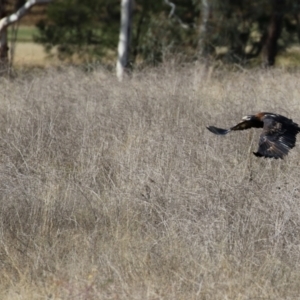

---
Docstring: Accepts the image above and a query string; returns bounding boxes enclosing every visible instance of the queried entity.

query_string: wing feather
[254,115,300,159]
[230,120,261,131]
[206,126,230,135]
[207,120,261,135]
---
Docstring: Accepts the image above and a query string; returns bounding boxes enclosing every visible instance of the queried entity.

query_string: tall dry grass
[0,64,300,299]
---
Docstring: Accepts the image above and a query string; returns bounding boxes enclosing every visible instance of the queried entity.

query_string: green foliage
[185,0,300,65]
[132,0,199,65]
[207,1,271,62]
[35,0,198,64]
[35,0,300,66]
[34,0,119,61]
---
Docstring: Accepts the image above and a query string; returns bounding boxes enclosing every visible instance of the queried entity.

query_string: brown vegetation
[13,42,55,67]
[1,64,300,299]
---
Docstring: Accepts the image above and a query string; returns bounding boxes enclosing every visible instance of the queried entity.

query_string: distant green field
[8,26,38,42]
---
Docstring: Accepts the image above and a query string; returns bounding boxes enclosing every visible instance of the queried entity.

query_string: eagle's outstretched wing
[206,120,261,135]
[254,115,300,159]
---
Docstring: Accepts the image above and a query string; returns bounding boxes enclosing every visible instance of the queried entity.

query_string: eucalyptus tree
[0,0,52,72]
[116,0,133,81]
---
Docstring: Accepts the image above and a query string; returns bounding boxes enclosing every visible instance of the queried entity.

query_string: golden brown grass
[1,64,300,299]
[10,36,300,69]
[12,42,60,68]
[12,42,48,67]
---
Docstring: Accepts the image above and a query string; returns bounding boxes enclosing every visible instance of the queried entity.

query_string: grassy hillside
[1,65,300,299]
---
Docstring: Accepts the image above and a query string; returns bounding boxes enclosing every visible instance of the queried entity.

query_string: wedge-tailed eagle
[207,112,300,159]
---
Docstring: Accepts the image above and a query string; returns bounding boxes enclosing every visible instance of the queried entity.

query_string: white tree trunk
[0,0,52,70]
[198,0,210,57]
[116,0,133,81]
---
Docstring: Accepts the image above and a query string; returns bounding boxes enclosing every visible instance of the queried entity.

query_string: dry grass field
[1,64,300,299]
[12,42,57,67]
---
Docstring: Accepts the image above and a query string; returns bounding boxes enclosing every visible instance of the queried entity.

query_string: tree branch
[0,0,52,31]
[164,0,175,18]
[163,0,191,29]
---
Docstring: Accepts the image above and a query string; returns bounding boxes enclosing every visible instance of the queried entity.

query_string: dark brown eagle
[207,112,300,159]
